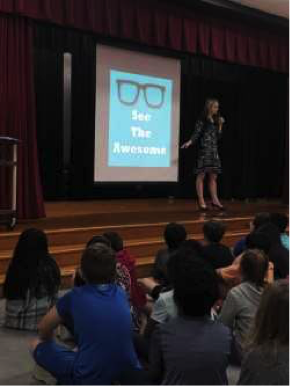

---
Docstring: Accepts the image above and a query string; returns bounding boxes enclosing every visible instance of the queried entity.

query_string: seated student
[30,244,140,385]
[103,232,146,310]
[202,220,234,269]
[238,280,289,385]
[150,239,203,326]
[149,249,232,385]
[219,249,269,364]
[151,222,187,287]
[270,212,289,250]
[4,228,60,331]
[218,231,274,288]
[134,239,204,363]
[258,223,289,279]
[233,212,270,257]
[138,223,187,301]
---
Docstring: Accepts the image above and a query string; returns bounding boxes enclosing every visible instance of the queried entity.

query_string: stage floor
[12,198,288,230]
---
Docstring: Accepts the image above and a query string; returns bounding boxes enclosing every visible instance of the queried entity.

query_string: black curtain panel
[33,23,288,201]
[180,58,287,200]
[34,48,64,199]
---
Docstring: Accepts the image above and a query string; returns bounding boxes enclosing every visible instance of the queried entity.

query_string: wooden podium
[0,137,20,230]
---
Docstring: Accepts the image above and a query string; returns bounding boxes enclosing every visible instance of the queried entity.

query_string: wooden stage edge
[8,198,289,229]
[0,199,287,295]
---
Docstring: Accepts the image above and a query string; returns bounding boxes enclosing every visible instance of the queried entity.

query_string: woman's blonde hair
[202,98,219,121]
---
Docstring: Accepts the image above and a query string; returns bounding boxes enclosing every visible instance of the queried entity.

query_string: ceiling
[227,0,289,19]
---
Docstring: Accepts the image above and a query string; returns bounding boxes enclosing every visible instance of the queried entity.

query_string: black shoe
[211,202,225,211]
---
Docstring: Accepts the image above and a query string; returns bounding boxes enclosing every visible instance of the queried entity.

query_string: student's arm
[38,306,63,341]
[143,288,170,340]
[218,290,238,330]
[151,294,169,323]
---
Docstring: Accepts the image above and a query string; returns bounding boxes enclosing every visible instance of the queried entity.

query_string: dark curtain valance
[0,0,288,73]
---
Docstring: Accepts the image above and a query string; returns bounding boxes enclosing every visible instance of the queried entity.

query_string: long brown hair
[250,280,289,348]
[240,249,269,288]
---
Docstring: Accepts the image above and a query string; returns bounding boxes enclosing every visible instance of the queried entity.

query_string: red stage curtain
[0,0,288,73]
[0,15,45,219]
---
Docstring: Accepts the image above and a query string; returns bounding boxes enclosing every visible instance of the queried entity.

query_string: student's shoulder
[210,319,232,338]
[227,281,243,296]
[159,289,174,302]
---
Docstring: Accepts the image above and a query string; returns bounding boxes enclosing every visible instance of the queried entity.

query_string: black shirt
[202,243,234,269]
[151,248,172,286]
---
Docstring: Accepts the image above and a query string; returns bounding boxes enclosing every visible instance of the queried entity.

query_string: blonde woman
[182,98,225,211]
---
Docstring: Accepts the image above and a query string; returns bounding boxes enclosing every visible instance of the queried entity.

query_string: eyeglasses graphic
[116,79,166,109]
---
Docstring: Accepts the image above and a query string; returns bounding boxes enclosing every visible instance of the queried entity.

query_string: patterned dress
[190,119,222,175]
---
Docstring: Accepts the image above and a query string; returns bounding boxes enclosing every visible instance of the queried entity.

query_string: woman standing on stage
[182,98,225,211]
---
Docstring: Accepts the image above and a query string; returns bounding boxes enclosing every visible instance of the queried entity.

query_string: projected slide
[94,45,181,182]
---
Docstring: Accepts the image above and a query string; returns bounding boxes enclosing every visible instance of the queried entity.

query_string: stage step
[0,217,251,251]
[0,231,247,277]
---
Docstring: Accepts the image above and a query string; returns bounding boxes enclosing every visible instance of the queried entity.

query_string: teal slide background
[108,70,173,167]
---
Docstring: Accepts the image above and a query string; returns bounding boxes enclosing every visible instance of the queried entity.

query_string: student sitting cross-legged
[29,244,140,385]
[149,248,232,385]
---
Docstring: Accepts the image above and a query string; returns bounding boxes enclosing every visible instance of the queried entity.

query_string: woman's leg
[196,172,206,207]
[208,172,222,205]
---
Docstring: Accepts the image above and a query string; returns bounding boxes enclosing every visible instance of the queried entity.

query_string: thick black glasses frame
[116,79,166,109]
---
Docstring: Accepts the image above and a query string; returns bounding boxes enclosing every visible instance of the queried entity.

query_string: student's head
[250,212,270,232]
[251,280,289,347]
[245,231,271,254]
[76,236,111,287]
[86,235,111,248]
[13,228,49,266]
[270,213,288,234]
[103,232,124,252]
[81,244,116,285]
[203,220,226,243]
[166,244,203,286]
[240,249,269,287]
[257,223,282,248]
[4,228,57,299]
[164,223,187,250]
[172,249,219,317]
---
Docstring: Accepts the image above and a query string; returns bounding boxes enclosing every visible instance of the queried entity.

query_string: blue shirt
[281,234,289,250]
[56,284,140,384]
[233,237,247,257]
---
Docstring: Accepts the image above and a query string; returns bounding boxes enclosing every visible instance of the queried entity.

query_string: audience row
[1,211,289,385]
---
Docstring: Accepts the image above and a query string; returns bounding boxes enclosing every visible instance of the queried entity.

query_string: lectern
[0,137,20,229]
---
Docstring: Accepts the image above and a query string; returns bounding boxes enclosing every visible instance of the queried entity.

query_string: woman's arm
[217,117,225,138]
[181,120,203,148]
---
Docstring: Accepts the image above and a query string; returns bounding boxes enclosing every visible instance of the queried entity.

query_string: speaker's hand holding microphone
[218,116,225,133]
